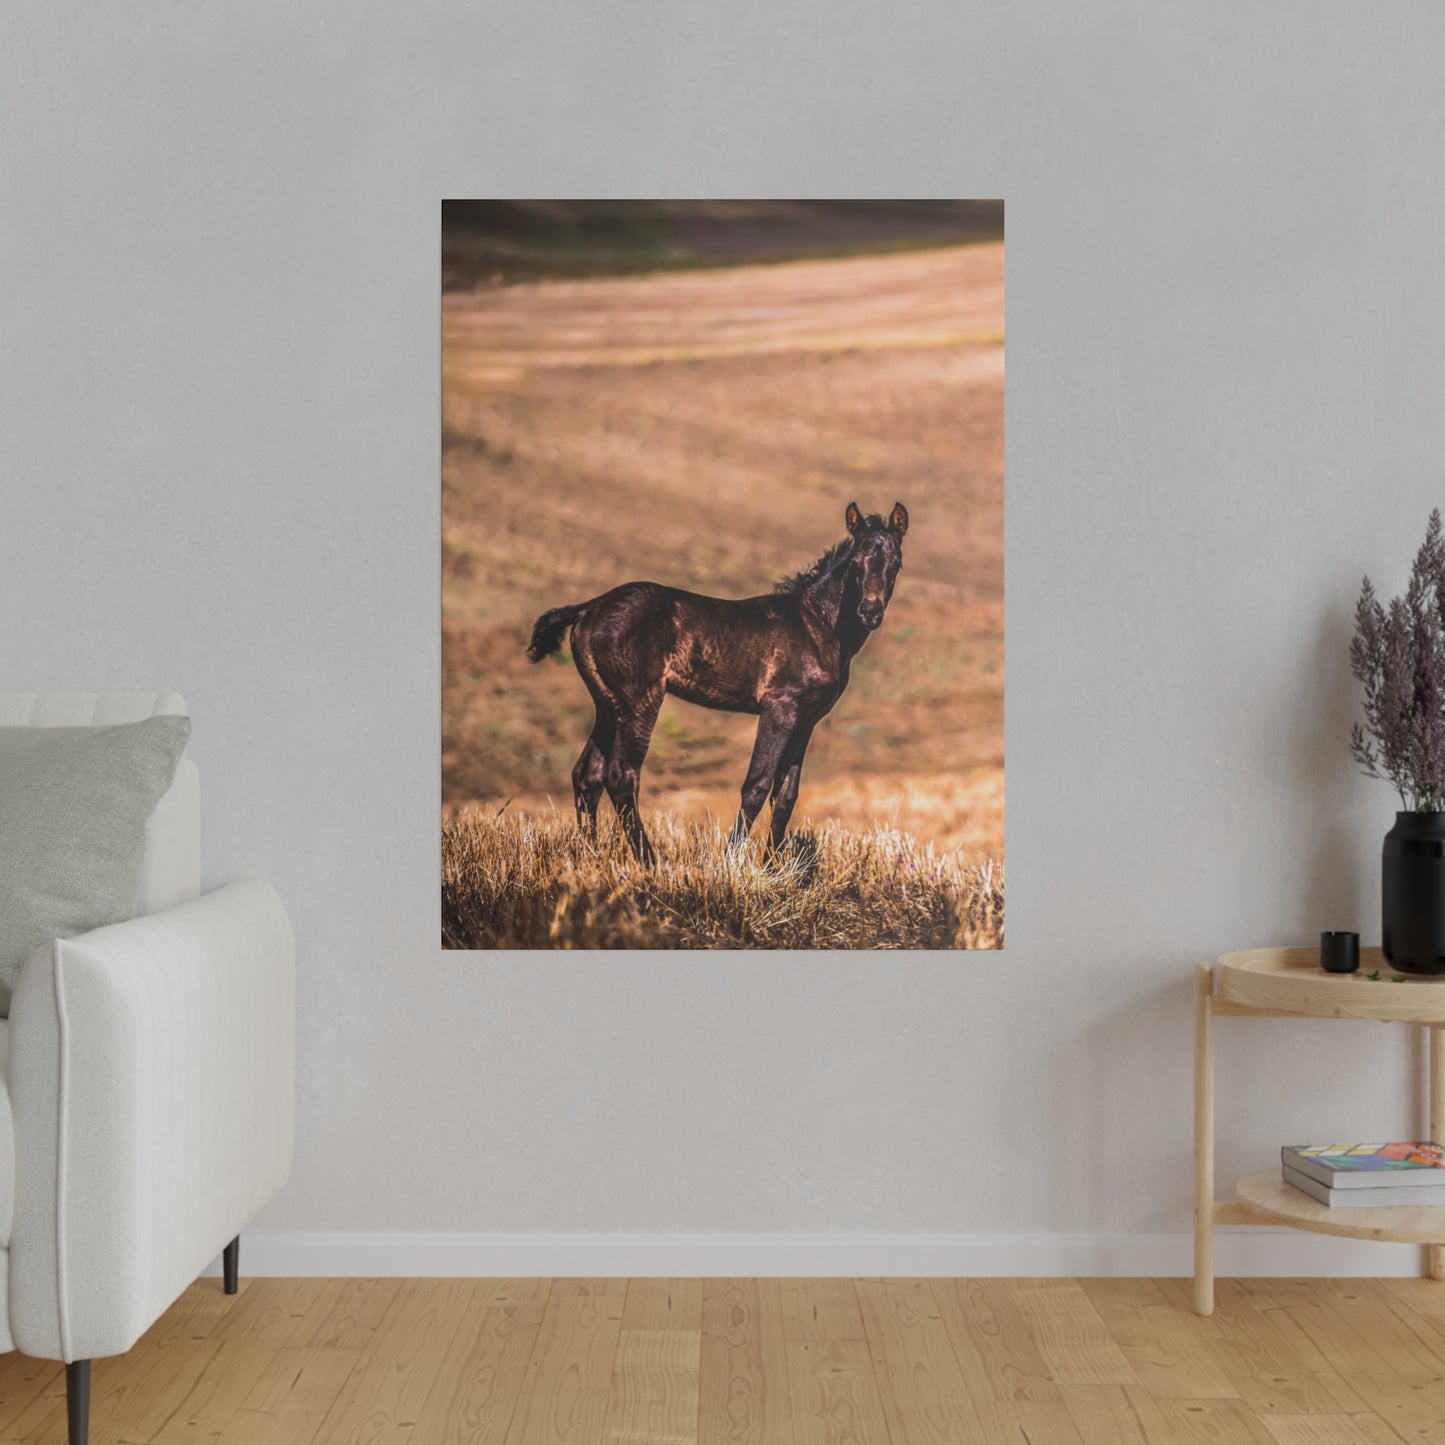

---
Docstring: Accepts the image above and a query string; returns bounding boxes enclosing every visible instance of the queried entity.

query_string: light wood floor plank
[930,1277,1060,1404]
[101,1334,222,1445]
[1058,1383,1155,1444]
[1141,1398,1278,1445]
[1309,1279,1445,1376]
[552,1280,631,1299]
[1080,1277,1237,1399]
[212,1346,363,1445]
[170,1278,246,1319]
[1006,1280,1138,1387]
[1166,1279,1364,1417]
[504,1289,624,1445]
[410,1302,545,1445]
[973,1398,1089,1444]
[0,1355,63,1444]
[1259,1414,1404,1445]
[853,1279,932,1298]
[1270,1299,1403,1382]
[205,1278,331,1344]
[287,1278,402,1350]
[699,1279,793,1445]
[311,1277,474,1443]
[1228,1281,1321,1310]
[1339,1372,1445,1444]
[779,1284,865,1343]
[11,1398,66,1445]
[1369,1275,1445,1359]
[785,1341,889,1445]
[475,1281,555,1308]
[150,1339,283,1444]
[623,1281,704,1332]
[1207,1283,1375,1414]
[601,1329,700,1445]
[0,1357,61,1438]
[856,1279,982,1443]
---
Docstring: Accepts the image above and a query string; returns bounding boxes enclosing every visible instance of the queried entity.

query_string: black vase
[1383,811,1445,975]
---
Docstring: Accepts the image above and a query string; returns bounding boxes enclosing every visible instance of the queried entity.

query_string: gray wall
[3,1,1443,1243]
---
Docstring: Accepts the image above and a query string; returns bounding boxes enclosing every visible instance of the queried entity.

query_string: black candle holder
[1320,931,1360,974]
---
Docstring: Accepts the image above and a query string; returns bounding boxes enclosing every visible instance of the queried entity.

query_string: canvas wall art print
[442,201,1004,950]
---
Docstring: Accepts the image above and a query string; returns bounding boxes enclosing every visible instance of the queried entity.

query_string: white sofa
[0,692,294,1445]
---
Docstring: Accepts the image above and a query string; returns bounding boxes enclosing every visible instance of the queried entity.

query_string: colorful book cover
[1286,1143,1445,1172]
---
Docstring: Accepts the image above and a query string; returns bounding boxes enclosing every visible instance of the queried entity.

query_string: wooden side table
[1194,946,1445,1315]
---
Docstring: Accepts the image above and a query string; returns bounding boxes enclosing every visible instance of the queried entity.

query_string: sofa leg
[223,1235,240,1295]
[66,1360,90,1445]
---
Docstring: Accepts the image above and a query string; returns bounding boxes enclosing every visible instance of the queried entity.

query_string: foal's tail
[526,599,591,662]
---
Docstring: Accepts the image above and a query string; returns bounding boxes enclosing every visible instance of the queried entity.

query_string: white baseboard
[204,1229,1430,1278]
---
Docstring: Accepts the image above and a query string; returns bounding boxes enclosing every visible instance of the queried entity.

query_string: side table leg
[1431,1025,1445,1282]
[1194,962,1215,1315]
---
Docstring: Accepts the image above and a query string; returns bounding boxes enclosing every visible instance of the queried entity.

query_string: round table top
[1216,946,1445,1023]
[1236,1167,1445,1243]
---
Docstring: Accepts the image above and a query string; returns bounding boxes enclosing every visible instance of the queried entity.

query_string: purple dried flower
[1352,510,1445,810]
[1413,608,1445,803]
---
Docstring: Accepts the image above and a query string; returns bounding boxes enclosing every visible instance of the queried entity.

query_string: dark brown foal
[527,501,909,861]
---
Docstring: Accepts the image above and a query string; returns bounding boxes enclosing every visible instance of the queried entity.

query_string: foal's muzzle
[859,599,884,630]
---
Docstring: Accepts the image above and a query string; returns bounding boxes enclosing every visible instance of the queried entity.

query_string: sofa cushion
[0,716,191,1014]
[0,694,201,920]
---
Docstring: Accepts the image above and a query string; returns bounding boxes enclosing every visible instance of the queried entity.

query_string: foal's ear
[845,501,863,535]
[888,501,909,537]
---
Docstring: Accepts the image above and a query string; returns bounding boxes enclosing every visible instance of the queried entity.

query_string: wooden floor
[4,1276,1445,1443]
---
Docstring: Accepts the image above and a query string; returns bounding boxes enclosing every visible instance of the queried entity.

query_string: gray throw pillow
[0,714,192,1014]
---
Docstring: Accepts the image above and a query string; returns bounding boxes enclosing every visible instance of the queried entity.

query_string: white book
[1283,1164,1445,1209]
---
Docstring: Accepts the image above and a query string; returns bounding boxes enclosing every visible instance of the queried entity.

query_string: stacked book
[1283,1143,1445,1207]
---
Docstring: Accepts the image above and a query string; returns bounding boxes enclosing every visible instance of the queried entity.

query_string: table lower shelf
[1235,1167,1445,1244]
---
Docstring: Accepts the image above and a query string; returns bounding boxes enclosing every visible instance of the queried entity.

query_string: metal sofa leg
[223,1235,240,1295]
[66,1360,90,1445]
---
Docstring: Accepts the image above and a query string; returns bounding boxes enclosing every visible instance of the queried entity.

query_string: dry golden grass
[443,811,1003,951]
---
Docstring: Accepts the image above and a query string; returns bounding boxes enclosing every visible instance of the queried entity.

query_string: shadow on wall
[1291,606,1370,938]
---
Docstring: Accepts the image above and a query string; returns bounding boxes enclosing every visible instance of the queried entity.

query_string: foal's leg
[767,721,816,849]
[571,706,615,832]
[730,709,798,847]
[606,693,663,864]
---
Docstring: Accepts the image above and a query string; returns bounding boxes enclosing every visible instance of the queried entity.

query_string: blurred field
[442,225,1003,943]
[442,199,1003,288]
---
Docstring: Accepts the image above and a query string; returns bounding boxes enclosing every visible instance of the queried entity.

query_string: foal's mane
[773,536,855,595]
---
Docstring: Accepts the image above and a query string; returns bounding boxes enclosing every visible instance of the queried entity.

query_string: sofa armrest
[7,879,294,1361]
